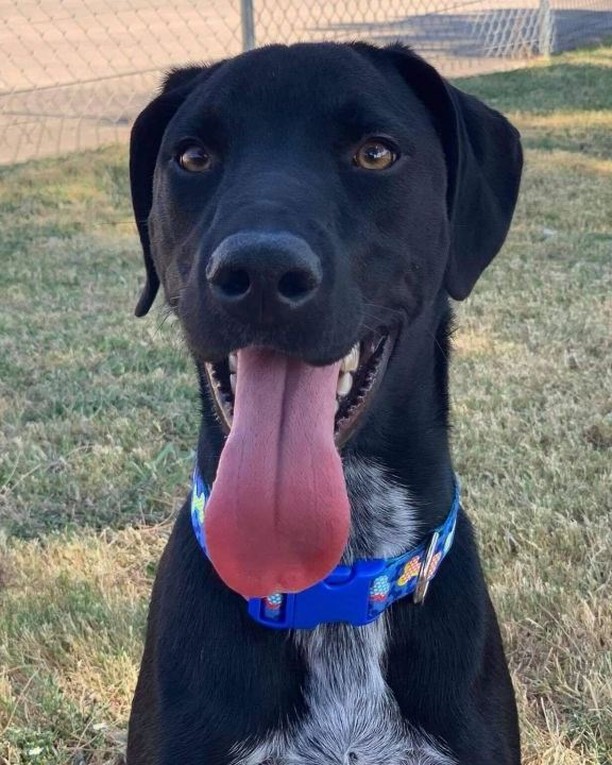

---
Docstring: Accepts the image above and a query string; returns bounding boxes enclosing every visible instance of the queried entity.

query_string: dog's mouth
[204,328,393,447]
[200,330,394,599]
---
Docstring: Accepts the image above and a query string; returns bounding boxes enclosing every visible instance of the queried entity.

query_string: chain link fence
[1,0,610,164]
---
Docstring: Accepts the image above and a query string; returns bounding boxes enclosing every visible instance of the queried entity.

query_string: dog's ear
[381,45,523,300]
[130,64,222,316]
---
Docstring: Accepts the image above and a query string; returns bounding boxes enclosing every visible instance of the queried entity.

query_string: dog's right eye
[353,138,398,171]
[176,144,213,173]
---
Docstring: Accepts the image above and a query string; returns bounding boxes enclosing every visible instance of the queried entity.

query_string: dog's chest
[229,459,454,765]
[293,623,453,765]
[230,621,452,765]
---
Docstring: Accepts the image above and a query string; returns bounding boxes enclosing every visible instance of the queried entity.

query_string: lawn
[0,44,610,765]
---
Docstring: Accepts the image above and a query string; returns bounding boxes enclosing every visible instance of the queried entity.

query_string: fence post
[241,0,256,51]
[538,0,554,57]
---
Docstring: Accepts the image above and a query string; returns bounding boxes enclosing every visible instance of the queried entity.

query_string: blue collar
[191,467,460,630]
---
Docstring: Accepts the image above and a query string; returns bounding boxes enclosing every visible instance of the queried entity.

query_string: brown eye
[177,144,212,173]
[354,139,398,171]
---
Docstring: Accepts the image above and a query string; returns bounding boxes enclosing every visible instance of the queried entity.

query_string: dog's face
[145,44,450,361]
[130,43,522,598]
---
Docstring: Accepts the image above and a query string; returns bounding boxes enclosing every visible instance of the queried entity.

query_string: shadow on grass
[456,61,612,114]
[455,54,612,159]
[314,9,612,64]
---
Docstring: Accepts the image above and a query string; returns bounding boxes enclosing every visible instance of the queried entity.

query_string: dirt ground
[1,0,611,163]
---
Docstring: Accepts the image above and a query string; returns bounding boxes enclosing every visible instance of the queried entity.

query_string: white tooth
[336,371,353,398]
[230,373,237,394]
[341,344,360,373]
[334,399,339,414]
[229,353,237,372]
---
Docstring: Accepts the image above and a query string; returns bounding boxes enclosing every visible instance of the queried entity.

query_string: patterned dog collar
[191,467,460,630]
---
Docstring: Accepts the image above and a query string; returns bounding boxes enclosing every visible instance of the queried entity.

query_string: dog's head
[130,43,522,598]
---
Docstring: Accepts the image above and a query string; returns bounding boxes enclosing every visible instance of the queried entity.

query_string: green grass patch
[1,44,611,764]
[0,149,198,537]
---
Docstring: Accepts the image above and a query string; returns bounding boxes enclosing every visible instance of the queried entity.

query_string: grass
[0,44,611,764]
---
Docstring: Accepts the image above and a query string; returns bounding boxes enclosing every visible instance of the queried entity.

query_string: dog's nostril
[277,269,318,301]
[215,268,251,298]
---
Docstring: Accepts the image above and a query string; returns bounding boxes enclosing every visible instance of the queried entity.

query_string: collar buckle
[247,559,388,630]
[413,530,441,604]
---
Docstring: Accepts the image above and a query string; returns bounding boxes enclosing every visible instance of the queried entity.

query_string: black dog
[126,42,522,764]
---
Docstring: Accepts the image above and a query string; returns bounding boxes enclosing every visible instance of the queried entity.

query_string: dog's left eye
[177,144,213,173]
[354,139,398,171]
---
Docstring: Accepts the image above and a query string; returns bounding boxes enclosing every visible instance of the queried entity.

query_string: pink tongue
[204,347,350,598]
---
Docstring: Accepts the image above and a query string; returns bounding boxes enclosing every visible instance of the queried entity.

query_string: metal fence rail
[1,0,610,165]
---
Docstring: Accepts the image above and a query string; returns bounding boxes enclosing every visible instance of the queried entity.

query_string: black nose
[206,232,322,323]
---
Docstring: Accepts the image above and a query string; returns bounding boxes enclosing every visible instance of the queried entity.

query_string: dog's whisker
[424,327,451,364]
[363,301,405,318]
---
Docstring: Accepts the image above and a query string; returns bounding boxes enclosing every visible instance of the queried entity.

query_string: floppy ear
[130,64,222,316]
[383,45,523,300]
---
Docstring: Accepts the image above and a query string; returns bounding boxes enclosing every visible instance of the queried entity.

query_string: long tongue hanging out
[204,347,350,598]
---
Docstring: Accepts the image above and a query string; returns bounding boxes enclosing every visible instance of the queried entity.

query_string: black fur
[126,42,522,764]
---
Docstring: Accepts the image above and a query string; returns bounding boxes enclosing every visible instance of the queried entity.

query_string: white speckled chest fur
[229,458,455,765]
